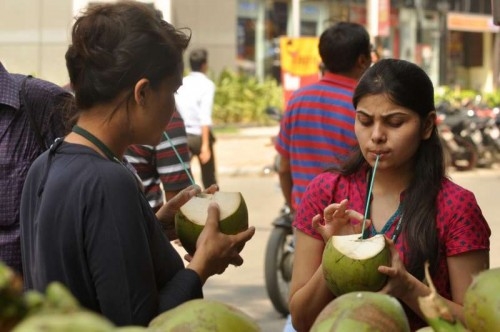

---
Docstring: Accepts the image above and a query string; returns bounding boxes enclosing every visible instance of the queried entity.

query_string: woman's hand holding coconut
[376,237,430,318]
[376,237,476,327]
[155,184,219,240]
[377,238,412,299]
[184,202,256,283]
[153,183,255,283]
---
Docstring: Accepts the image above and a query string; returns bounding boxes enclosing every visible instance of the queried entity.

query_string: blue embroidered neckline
[369,204,402,237]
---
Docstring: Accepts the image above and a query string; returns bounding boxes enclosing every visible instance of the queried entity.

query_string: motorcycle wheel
[451,136,478,171]
[264,226,294,317]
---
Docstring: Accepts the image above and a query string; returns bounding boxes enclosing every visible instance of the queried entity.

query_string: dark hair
[336,59,445,280]
[65,1,190,110]
[189,48,208,72]
[319,22,371,74]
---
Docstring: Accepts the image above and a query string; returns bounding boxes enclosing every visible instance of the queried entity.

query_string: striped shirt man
[275,72,358,210]
[125,111,193,212]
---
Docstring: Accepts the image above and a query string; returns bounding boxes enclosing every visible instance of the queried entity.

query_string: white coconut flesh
[332,233,386,260]
[179,192,243,225]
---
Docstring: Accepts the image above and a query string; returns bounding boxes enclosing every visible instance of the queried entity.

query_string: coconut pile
[0,261,261,331]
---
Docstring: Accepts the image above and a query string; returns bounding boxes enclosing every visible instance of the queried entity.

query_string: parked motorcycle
[480,117,500,155]
[264,205,294,316]
[464,100,500,166]
[438,124,477,171]
[436,104,479,171]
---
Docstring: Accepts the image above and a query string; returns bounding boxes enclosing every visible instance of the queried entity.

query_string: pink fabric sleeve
[442,187,490,256]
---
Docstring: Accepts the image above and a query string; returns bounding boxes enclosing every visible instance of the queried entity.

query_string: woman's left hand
[378,237,413,299]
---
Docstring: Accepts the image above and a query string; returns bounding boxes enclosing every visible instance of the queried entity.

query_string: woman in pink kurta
[288,59,490,332]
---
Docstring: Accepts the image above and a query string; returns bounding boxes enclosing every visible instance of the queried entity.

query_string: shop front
[446,12,500,92]
[236,0,400,83]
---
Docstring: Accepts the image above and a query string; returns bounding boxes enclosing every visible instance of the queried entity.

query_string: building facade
[0,0,498,91]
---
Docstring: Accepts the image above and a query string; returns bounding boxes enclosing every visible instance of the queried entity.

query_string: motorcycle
[435,100,500,170]
[264,204,294,317]
[262,106,295,317]
[465,100,500,166]
[436,106,479,171]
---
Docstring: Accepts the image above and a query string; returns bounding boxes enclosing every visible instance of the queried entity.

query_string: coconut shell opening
[332,234,386,260]
[175,192,249,255]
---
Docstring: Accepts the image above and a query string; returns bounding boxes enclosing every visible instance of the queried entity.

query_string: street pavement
[186,126,500,332]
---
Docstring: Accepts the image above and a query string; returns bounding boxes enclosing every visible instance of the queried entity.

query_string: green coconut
[0,261,27,328]
[463,267,500,332]
[12,311,115,332]
[148,299,260,331]
[175,191,249,255]
[322,233,390,297]
[311,291,410,332]
[418,262,467,332]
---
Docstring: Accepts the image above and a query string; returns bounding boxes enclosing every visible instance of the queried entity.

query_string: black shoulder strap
[21,75,47,150]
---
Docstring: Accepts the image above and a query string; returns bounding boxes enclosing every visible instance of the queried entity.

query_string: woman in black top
[20,1,255,326]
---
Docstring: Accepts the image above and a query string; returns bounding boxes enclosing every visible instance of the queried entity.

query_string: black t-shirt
[20,141,202,326]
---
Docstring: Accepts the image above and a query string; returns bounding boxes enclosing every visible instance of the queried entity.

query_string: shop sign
[279,36,321,107]
[447,12,500,32]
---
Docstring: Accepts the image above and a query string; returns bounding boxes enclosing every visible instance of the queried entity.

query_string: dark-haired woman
[19,1,254,327]
[288,59,490,331]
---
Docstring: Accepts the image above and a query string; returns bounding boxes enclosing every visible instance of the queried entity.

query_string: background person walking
[175,48,217,189]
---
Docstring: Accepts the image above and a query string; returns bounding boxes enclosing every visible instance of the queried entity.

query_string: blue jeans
[283,314,296,332]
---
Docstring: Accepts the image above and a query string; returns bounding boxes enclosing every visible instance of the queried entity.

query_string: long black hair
[331,59,445,280]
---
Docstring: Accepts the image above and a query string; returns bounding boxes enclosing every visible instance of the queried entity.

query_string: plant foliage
[435,86,500,108]
[212,69,284,126]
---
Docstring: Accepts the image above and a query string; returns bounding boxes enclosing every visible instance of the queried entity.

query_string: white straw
[361,154,380,239]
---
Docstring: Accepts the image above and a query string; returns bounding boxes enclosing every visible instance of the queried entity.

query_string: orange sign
[280,37,321,107]
[447,12,500,32]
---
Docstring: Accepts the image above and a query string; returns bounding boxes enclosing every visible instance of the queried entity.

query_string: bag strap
[21,75,47,150]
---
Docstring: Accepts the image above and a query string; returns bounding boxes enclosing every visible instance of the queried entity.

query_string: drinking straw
[163,132,196,185]
[361,154,380,239]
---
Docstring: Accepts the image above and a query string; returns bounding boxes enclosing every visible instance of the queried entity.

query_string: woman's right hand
[156,184,219,240]
[186,202,255,283]
[312,199,368,243]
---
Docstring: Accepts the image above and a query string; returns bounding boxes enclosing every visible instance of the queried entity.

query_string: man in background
[0,61,75,274]
[125,110,193,213]
[276,21,372,215]
[274,22,372,332]
[175,48,217,189]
